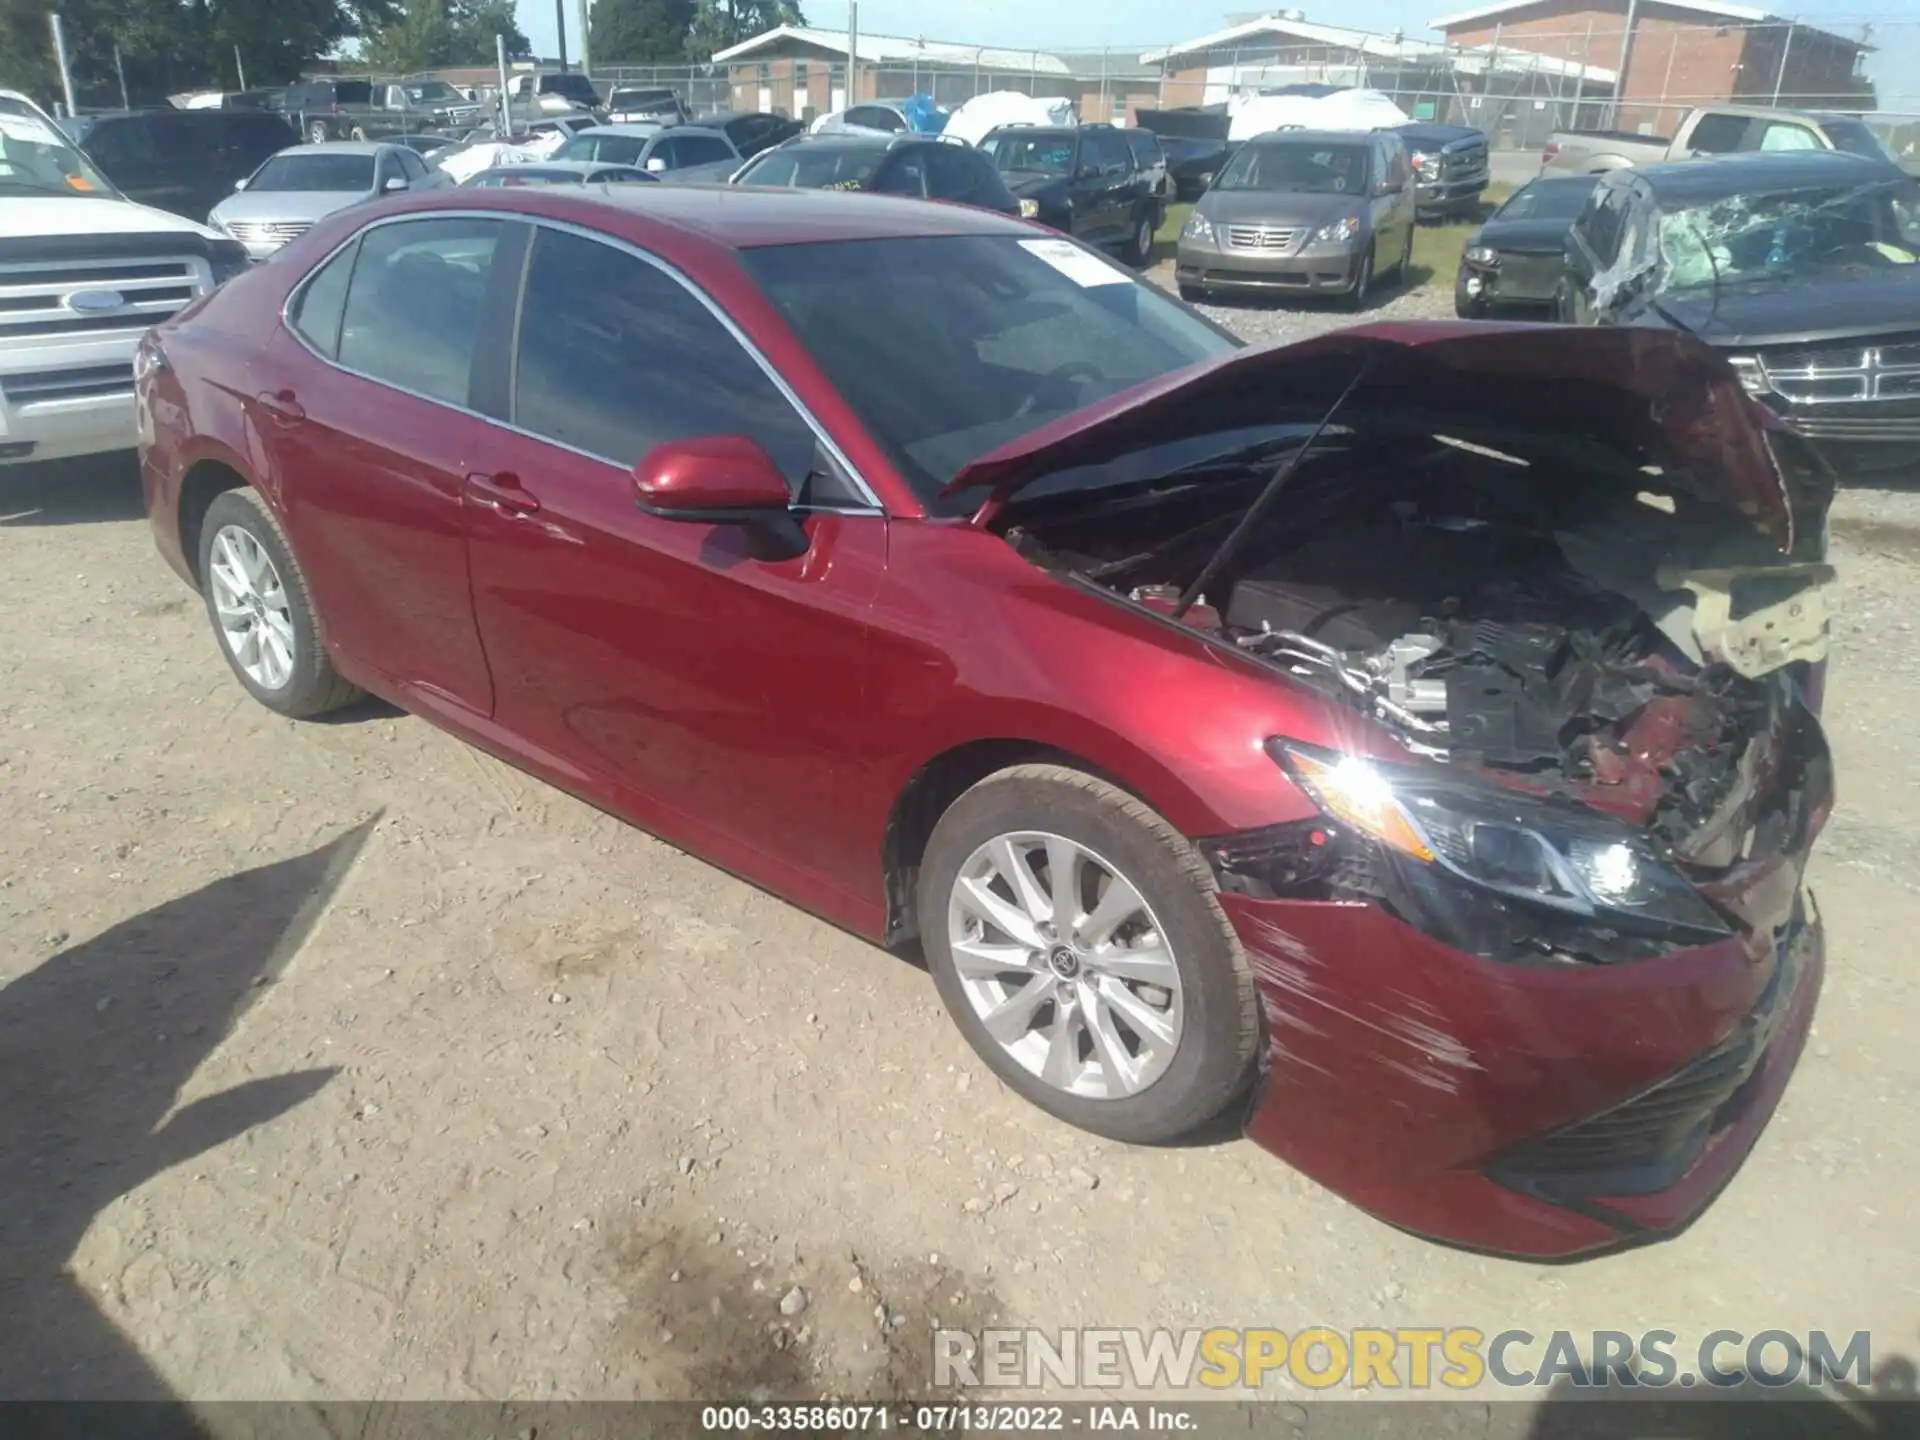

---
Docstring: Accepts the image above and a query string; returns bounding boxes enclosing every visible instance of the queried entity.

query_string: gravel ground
[1,278,1916,1412]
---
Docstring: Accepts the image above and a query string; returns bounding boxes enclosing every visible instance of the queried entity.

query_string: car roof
[1624,149,1902,202]
[277,141,389,157]
[402,182,1031,248]
[1243,128,1379,145]
[481,161,625,177]
[578,123,664,135]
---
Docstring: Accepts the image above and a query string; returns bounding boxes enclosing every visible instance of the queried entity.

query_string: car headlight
[1273,741,1729,942]
[1181,210,1214,243]
[1018,198,1040,219]
[1311,214,1360,245]
[1463,244,1499,266]
[1726,355,1772,397]
[1411,151,1434,172]
[208,240,251,286]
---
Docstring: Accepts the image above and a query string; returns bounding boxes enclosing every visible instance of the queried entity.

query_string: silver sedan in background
[208,141,451,260]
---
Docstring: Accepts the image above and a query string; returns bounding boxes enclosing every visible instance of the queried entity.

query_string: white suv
[0,90,248,465]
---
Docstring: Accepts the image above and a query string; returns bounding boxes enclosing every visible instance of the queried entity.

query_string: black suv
[69,108,296,221]
[732,133,1020,216]
[977,123,1162,266]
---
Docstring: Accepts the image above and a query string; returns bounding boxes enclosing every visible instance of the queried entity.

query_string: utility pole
[50,12,79,118]
[577,0,592,76]
[234,45,248,92]
[113,44,130,110]
[846,0,859,105]
[498,32,512,131]
[554,0,569,70]
[1612,0,1641,128]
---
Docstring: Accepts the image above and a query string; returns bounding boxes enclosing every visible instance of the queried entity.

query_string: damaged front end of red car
[960,323,1836,1257]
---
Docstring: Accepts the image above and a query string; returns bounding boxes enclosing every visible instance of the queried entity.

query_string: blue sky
[516,2,1915,109]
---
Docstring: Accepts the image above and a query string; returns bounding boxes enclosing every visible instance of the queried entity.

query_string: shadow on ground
[0,453,147,528]
[1525,1353,1920,1438]
[0,818,378,1400]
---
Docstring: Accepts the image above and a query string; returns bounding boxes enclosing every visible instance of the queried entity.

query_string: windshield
[740,146,886,189]
[540,74,600,105]
[1657,178,1920,292]
[982,133,1074,176]
[1215,142,1370,194]
[1496,179,1595,221]
[250,153,376,192]
[405,81,459,104]
[739,235,1236,513]
[0,103,117,198]
[1822,120,1899,165]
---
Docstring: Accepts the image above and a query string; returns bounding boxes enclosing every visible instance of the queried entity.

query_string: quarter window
[511,229,842,500]
[336,217,505,405]
[1684,112,1749,154]
[289,238,359,359]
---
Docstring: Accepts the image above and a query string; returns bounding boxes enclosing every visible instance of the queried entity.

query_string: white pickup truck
[0,90,247,465]
[1541,104,1900,175]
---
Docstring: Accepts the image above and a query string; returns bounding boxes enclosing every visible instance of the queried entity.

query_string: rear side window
[1754,120,1821,152]
[1685,112,1749,154]
[925,144,984,203]
[336,218,505,405]
[1084,130,1131,175]
[674,134,734,165]
[511,228,820,489]
[289,238,359,359]
[1126,132,1163,166]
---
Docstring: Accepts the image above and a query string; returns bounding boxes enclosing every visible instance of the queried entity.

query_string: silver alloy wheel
[1135,217,1153,262]
[207,523,296,691]
[946,830,1183,1099]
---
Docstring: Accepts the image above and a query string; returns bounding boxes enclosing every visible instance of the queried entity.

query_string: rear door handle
[255,389,304,423]
[465,470,541,516]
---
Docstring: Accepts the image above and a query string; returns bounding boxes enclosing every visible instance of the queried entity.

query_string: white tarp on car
[436,139,554,184]
[1226,89,1410,142]
[942,91,1077,148]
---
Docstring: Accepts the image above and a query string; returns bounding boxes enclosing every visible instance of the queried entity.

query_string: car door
[460,224,888,886]
[1083,130,1133,240]
[257,214,512,715]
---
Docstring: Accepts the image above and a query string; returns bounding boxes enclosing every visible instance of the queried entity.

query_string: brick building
[710,26,1159,125]
[1430,0,1873,133]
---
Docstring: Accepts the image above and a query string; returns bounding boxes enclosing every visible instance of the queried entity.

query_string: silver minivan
[1175,129,1417,308]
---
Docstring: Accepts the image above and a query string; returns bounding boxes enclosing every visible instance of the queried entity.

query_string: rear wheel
[197,489,361,719]
[306,119,329,145]
[918,765,1259,1144]
[1123,209,1156,268]
[348,124,369,142]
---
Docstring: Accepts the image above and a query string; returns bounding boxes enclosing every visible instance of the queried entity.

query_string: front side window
[512,229,825,494]
[925,145,981,202]
[873,150,928,196]
[1755,121,1821,153]
[739,235,1236,512]
[250,153,376,191]
[1084,131,1130,175]
[1214,142,1369,194]
[336,218,505,405]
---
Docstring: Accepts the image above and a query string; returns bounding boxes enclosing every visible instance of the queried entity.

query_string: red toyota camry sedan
[138,184,1836,1258]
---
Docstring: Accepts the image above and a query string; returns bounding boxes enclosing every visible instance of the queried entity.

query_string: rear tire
[348,124,369,142]
[306,120,329,145]
[197,488,362,719]
[1126,209,1156,268]
[917,764,1259,1144]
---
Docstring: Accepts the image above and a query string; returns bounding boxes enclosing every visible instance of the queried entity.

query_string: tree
[685,0,805,61]
[590,0,695,64]
[363,0,529,72]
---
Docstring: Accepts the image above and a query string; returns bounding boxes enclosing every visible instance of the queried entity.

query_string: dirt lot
[2,297,1918,1411]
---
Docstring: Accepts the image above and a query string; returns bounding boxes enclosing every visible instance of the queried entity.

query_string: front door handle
[255,389,304,423]
[466,470,541,516]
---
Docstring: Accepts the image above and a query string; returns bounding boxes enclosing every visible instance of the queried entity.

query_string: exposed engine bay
[1004,438,1834,865]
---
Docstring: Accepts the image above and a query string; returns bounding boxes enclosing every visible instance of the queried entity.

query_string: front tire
[348,124,369,142]
[306,120,329,145]
[197,488,362,719]
[917,765,1259,1144]
[1345,244,1374,310]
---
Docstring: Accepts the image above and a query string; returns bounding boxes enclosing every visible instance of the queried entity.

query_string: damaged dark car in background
[1561,150,1920,481]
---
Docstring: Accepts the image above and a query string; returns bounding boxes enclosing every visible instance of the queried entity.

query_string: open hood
[945,323,1818,549]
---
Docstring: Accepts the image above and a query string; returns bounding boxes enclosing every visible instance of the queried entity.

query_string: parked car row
[1458,146,1920,482]
[128,171,1839,1264]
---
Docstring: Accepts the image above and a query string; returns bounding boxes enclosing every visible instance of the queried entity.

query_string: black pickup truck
[285,77,486,144]
[976,123,1164,267]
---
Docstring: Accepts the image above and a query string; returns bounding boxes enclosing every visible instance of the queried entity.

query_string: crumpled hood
[1655,266,1920,347]
[1393,122,1482,152]
[944,323,1818,549]
[1470,215,1575,254]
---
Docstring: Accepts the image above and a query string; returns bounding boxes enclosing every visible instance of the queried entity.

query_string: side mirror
[233,177,249,191]
[383,175,409,193]
[633,436,804,556]
[645,156,668,173]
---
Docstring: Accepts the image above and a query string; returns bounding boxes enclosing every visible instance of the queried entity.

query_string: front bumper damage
[1213,717,1832,1259]
[1176,241,1367,296]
